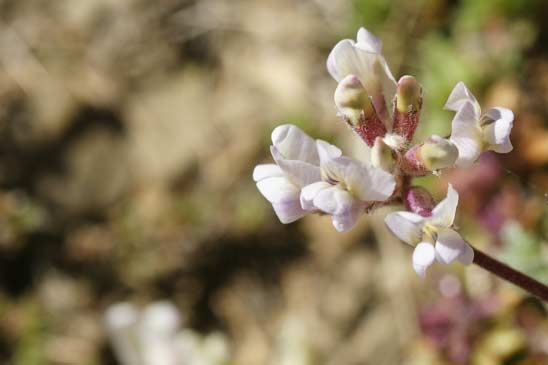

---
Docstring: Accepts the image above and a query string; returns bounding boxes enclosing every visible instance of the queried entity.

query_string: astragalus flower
[446,82,514,168]
[300,141,396,232]
[327,27,397,123]
[385,185,474,277]
[253,124,321,223]
[252,26,548,297]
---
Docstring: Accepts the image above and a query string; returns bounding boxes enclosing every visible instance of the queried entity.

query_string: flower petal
[435,228,468,264]
[483,108,513,153]
[444,82,480,115]
[313,186,357,216]
[385,211,424,245]
[300,181,331,211]
[252,164,284,182]
[272,200,308,224]
[271,146,321,187]
[256,177,299,204]
[485,106,514,123]
[450,101,483,168]
[457,243,474,265]
[412,242,436,277]
[320,155,395,202]
[316,140,342,164]
[430,184,459,228]
[332,205,362,232]
[326,39,359,82]
[356,27,382,53]
[356,164,396,201]
[271,124,319,165]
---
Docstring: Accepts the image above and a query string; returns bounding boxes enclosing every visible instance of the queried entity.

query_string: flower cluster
[253,28,515,277]
[104,301,229,365]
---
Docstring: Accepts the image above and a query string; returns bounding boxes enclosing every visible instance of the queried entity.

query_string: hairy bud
[393,75,422,142]
[401,135,458,175]
[334,75,387,147]
[404,186,435,217]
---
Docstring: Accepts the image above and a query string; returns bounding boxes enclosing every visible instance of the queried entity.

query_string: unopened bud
[334,75,387,147]
[401,144,426,176]
[393,75,422,141]
[419,135,458,171]
[334,75,369,124]
[401,135,458,175]
[371,137,395,172]
[404,186,435,217]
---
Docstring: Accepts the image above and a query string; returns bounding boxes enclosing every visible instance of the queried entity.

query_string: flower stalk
[471,246,548,302]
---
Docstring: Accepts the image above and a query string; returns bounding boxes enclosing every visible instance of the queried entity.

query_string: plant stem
[472,246,548,302]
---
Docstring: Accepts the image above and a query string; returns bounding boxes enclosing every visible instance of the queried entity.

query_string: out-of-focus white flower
[385,184,474,277]
[327,27,397,123]
[446,82,514,168]
[104,301,230,365]
[301,140,396,232]
[253,124,321,223]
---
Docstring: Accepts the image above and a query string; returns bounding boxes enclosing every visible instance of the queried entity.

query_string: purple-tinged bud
[334,75,387,147]
[404,186,435,217]
[392,76,422,142]
[401,135,458,175]
[401,144,427,176]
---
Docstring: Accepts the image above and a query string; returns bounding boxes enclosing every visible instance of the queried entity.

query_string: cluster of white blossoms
[253,28,514,277]
[104,301,229,365]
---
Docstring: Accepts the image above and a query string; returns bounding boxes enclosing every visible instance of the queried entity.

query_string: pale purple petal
[316,140,342,164]
[385,211,424,245]
[358,164,396,201]
[271,124,319,165]
[450,101,483,168]
[483,108,513,153]
[256,177,299,204]
[457,243,474,265]
[332,205,362,232]
[355,27,382,53]
[444,81,480,114]
[326,39,358,82]
[412,242,436,277]
[272,200,308,224]
[271,146,321,187]
[313,186,357,216]
[435,228,468,264]
[252,164,284,182]
[300,181,331,211]
[430,184,459,228]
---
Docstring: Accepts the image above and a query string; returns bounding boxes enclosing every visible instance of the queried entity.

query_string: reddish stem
[472,246,548,302]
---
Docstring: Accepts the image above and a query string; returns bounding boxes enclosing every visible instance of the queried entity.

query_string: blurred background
[0,0,547,364]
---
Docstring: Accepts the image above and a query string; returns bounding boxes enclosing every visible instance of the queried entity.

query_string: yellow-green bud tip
[396,75,422,113]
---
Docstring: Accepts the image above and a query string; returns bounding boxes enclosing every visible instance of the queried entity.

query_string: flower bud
[334,75,387,147]
[404,186,435,217]
[334,75,369,125]
[393,75,422,142]
[419,135,458,171]
[371,137,395,172]
[401,135,458,175]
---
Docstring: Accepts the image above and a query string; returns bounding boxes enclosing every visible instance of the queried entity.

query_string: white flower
[301,140,396,232]
[253,124,322,223]
[446,82,514,168]
[384,184,474,277]
[327,27,397,123]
